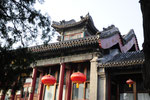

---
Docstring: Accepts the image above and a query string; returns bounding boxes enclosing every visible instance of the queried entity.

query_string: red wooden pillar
[133,82,137,100]
[1,94,5,100]
[29,67,37,100]
[10,89,15,100]
[38,73,44,100]
[57,63,65,100]
[65,70,72,100]
[117,84,119,100]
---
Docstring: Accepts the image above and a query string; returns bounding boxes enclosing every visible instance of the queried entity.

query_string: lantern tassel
[76,83,79,88]
[129,84,131,88]
[47,85,50,90]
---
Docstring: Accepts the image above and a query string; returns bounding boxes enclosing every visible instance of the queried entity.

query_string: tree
[0,0,53,94]
[0,48,35,95]
[140,0,150,90]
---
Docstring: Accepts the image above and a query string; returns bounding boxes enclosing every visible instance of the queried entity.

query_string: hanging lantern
[41,74,56,89]
[126,79,134,88]
[71,72,86,88]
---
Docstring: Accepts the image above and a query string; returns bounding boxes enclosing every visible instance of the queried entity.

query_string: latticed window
[72,63,90,100]
[43,66,61,100]
[64,33,83,40]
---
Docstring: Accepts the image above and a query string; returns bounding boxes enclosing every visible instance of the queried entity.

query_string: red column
[10,89,15,100]
[38,73,44,100]
[11,94,15,100]
[28,67,37,100]
[1,94,5,100]
[57,63,65,100]
[65,70,72,100]
[117,84,119,100]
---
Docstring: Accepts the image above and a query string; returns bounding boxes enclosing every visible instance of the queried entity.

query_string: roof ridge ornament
[102,25,115,31]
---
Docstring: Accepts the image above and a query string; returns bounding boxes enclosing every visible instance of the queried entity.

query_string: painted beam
[32,53,94,67]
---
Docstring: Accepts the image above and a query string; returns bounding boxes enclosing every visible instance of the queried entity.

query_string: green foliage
[0,0,53,93]
[0,47,35,92]
[0,0,52,48]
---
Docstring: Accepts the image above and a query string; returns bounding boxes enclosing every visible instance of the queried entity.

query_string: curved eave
[52,18,87,30]
[99,27,139,52]
[100,27,120,39]
[52,15,98,34]
[86,16,99,34]
[123,29,136,43]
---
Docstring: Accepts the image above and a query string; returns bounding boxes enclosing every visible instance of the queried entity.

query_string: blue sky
[35,0,143,49]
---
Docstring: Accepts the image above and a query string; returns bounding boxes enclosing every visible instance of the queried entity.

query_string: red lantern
[126,79,134,88]
[71,72,86,88]
[41,74,56,89]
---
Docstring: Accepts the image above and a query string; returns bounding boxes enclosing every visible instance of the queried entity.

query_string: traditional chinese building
[8,14,149,100]
[98,51,150,100]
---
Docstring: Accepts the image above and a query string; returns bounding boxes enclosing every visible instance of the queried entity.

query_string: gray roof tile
[98,51,144,67]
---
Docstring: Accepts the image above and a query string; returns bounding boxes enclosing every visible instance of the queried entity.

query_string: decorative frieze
[31,53,95,67]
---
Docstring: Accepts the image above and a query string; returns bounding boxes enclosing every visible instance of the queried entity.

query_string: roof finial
[86,12,90,17]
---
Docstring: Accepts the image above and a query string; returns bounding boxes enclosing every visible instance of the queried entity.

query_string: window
[43,66,67,100]
[54,70,66,100]
[72,63,90,100]
[138,93,150,100]
[44,85,55,100]
[64,36,69,40]
[25,78,32,83]
[22,84,30,98]
[22,78,32,99]
[21,71,40,99]
[64,33,83,40]
[72,83,84,99]
[55,85,66,100]
[34,78,39,94]
[77,33,81,38]
[120,93,134,100]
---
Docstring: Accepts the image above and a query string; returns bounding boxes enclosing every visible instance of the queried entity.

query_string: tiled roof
[122,29,138,45]
[28,25,138,53]
[52,17,87,29]
[28,35,100,53]
[123,29,136,42]
[98,51,144,67]
[100,27,137,46]
[100,25,119,39]
[52,14,98,34]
